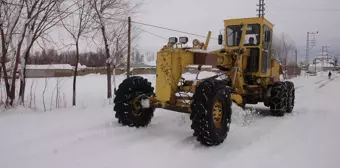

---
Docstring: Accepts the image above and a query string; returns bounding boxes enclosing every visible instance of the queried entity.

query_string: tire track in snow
[318,75,339,88]
[220,76,325,155]
[294,86,304,90]
[314,80,325,84]
[220,77,323,160]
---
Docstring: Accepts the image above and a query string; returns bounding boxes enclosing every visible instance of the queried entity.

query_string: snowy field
[1,72,340,168]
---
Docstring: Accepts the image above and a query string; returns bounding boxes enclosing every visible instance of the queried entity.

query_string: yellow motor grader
[114,16,295,146]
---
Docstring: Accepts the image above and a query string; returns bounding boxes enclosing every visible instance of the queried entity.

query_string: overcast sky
[131,0,339,61]
[50,0,339,62]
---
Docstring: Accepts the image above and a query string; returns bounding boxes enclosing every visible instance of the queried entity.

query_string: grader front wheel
[284,81,295,113]
[113,76,155,127]
[190,80,232,146]
[269,82,287,116]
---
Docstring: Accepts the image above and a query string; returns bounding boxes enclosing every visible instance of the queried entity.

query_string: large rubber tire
[113,76,155,127]
[190,80,232,146]
[284,81,295,113]
[269,82,287,116]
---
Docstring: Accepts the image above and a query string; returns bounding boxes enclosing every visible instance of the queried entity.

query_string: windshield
[227,24,260,47]
[226,25,242,46]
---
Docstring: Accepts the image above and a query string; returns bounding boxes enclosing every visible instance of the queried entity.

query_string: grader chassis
[113,16,295,146]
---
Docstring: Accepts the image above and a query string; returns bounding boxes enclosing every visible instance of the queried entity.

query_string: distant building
[308,52,335,72]
[1,63,87,78]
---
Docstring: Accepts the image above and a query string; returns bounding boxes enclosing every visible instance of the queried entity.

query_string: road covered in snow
[1,73,340,168]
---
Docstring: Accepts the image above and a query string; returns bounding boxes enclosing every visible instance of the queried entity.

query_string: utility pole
[257,0,265,17]
[325,46,330,70]
[335,56,339,70]
[322,46,324,71]
[321,45,330,71]
[314,57,316,73]
[294,49,297,77]
[305,31,318,69]
[127,17,131,78]
[324,45,329,64]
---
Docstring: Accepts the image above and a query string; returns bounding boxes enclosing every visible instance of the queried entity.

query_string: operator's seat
[246,48,259,72]
[244,37,255,46]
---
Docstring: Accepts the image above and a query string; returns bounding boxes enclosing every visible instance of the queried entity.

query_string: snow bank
[186,65,213,68]
[77,63,87,69]
[26,64,73,70]
[144,60,156,66]
[25,63,87,70]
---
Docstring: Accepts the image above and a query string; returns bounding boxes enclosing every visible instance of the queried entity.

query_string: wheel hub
[132,93,149,116]
[213,99,223,128]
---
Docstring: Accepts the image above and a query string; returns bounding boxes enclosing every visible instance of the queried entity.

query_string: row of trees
[27,49,108,67]
[0,0,140,107]
[272,33,298,67]
[27,48,155,67]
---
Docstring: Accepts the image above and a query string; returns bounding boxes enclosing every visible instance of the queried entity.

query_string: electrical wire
[1,1,215,41]
[132,21,217,40]
[135,27,168,40]
[270,6,340,12]
[4,0,339,50]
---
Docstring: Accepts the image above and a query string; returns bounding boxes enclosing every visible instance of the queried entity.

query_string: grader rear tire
[269,82,287,116]
[284,81,295,113]
[113,76,155,127]
[190,80,232,146]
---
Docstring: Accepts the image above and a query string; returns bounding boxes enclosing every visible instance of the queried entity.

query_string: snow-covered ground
[143,60,156,67]
[1,72,340,168]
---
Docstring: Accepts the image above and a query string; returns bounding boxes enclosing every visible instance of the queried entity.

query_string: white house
[308,52,334,72]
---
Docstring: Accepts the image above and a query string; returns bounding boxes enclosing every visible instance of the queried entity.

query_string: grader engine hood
[186,49,218,67]
[155,45,219,103]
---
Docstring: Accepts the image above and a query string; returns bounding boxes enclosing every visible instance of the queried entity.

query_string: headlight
[256,79,261,84]
[193,39,200,46]
[169,37,178,45]
[179,37,188,44]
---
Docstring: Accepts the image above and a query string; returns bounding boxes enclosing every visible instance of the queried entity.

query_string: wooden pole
[127,17,131,78]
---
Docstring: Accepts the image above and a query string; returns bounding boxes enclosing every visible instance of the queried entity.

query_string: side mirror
[265,31,271,42]
[218,34,223,45]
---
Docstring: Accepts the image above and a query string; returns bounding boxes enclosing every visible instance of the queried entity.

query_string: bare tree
[60,0,92,106]
[90,0,141,99]
[0,0,24,106]
[281,33,293,70]
[272,33,296,79]
[42,77,48,111]
[272,35,282,60]
[17,0,76,105]
[272,33,296,65]
[108,23,142,94]
[0,0,80,106]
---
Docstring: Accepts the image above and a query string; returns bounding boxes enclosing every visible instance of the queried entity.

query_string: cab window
[262,25,272,73]
[226,25,242,46]
[263,25,272,50]
[243,24,260,46]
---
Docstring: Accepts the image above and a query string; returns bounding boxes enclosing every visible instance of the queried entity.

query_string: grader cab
[113,16,295,146]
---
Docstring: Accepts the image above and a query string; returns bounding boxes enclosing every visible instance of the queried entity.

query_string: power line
[1,1,215,41]
[4,1,340,14]
[136,27,168,41]
[269,5,340,12]
[132,21,217,40]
